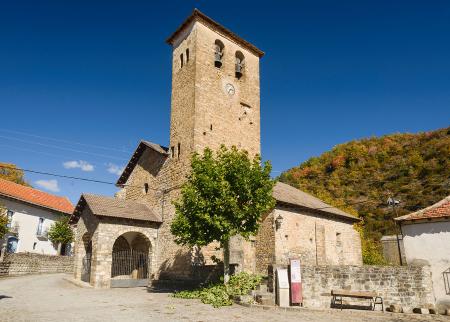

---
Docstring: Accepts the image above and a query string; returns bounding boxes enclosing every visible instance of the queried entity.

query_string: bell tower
[166,9,264,163]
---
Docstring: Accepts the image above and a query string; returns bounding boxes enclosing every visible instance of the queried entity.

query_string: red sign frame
[289,258,303,305]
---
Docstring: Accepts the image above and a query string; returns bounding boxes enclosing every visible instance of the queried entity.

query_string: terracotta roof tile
[395,196,450,222]
[0,178,74,214]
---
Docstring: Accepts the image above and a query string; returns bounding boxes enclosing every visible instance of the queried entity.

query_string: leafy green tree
[171,146,275,283]
[48,216,74,254]
[0,163,30,186]
[0,203,8,240]
[354,222,387,265]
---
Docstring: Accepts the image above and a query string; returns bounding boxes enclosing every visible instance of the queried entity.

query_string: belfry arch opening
[235,51,245,79]
[214,39,224,68]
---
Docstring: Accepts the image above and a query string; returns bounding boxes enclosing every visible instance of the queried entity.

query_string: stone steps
[234,282,275,306]
[253,283,275,306]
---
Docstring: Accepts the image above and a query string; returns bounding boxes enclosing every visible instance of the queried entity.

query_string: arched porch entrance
[110,232,151,288]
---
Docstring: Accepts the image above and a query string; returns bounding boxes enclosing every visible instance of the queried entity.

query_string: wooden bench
[331,289,384,311]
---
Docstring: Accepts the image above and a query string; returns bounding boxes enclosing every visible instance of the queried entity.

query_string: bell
[235,63,243,79]
[214,51,223,68]
[235,57,244,79]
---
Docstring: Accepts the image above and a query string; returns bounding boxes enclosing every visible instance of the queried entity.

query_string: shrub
[173,272,262,308]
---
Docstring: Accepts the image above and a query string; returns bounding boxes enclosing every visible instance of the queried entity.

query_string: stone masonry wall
[273,207,362,266]
[192,21,261,157]
[0,253,73,277]
[91,217,159,288]
[295,265,435,311]
[73,207,159,288]
[255,212,275,274]
[123,148,197,280]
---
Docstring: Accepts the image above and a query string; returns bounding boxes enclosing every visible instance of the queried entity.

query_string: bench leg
[332,296,343,310]
[373,297,384,312]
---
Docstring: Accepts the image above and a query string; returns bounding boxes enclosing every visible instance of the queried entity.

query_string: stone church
[70,9,362,288]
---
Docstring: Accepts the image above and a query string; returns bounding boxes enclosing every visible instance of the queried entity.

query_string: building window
[36,218,44,235]
[171,146,175,158]
[6,210,13,228]
[177,143,181,158]
[7,236,18,253]
[33,242,37,250]
[235,51,245,79]
[143,183,149,194]
[214,39,224,68]
[180,53,184,68]
[186,48,189,63]
[61,243,71,256]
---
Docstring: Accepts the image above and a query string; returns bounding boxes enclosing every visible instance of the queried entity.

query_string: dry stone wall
[270,264,435,311]
[0,253,73,277]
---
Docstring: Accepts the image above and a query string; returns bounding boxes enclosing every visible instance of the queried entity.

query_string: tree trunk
[223,239,230,284]
[57,243,62,255]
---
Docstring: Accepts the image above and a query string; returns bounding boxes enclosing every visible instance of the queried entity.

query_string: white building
[0,178,74,255]
[395,196,450,313]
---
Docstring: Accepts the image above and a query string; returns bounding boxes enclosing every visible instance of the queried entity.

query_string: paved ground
[0,274,448,322]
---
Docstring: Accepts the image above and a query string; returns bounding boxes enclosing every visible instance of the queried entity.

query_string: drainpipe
[394,219,404,266]
[388,197,403,266]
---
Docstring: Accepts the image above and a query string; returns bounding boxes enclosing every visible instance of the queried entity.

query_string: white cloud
[63,160,94,172]
[106,163,124,176]
[35,179,60,192]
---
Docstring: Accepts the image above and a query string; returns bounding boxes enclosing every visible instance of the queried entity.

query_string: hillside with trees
[0,163,30,186]
[279,127,450,262]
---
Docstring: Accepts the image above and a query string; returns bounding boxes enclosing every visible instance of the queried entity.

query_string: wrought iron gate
[111,249,149,288]
[81,241,92,283]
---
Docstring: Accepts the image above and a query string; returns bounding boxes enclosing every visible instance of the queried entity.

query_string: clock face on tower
[225,83,235,96]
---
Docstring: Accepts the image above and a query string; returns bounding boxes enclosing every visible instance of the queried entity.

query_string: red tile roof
[395,196,450,222]
[0,178,74,214]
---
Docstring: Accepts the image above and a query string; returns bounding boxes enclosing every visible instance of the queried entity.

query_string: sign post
[289,259,302,306]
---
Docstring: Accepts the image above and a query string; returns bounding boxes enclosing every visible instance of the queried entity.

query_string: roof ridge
[116,140,169,186]
[166,8,264,58]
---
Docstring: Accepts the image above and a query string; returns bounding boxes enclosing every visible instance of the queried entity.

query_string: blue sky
[1,1,449,204]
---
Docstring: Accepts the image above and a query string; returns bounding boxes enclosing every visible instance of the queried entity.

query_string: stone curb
[235,302,449,319]
[63,276,93,288]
